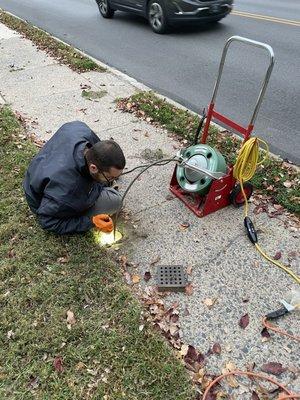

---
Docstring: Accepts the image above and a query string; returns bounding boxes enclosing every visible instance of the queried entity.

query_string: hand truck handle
[210,36,275,127]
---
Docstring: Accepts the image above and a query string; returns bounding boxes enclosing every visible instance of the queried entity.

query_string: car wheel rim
[98,0,108,13]
[149,3,163,30]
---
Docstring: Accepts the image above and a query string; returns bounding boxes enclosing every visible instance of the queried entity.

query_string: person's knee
[89,188,122,216]
[110,191,122,213]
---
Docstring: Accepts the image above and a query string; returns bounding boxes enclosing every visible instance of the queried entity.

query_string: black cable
[121,158,176,176]
[113,157,178,238]
[193,108,206,145]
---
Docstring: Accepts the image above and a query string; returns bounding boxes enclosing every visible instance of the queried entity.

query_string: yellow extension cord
[233,137,300,285]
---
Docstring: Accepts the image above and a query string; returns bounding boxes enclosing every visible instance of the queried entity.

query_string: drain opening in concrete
[157,265,187,292]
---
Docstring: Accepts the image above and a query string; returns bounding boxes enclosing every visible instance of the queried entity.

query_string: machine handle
[183,162,226,180]
[210,36,275,127]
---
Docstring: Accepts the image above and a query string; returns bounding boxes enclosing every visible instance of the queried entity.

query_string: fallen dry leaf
[283,180,292,188]
[193,368,205,384]
[87,368,97,376]
[288,250,298,259]
[183,307,190,316]
[119,255,128,269]
[225,344,232,353]
[206,390,217,400]
[165,194,174,201]
[273,251,282,260]
[150,255,161,266]
[180,344,189,357]
[185,345,198,362]
[203,298,216,308]
[180,222,190,229]
[7,330,14,339]
[251,391,260,400]
[66,310,76,327]
[28,376,39,390]
[53,357,64,373]
[132,275,141,284]
[212,343,221,355]
[226,375,239,388]
[170,314,179,323]
[239,313,249,329]
[261,362,286,376]
[225,361,236,372]
[171,301,179,309]
[201,380,216,397]
[124,272,132,285]
[261,327,271,339]
[169,324,179,336]
[186,266,193,275]
[246,362,256,372]
[57,256,69,264]
[144,271,152,282]
[273,203,283,210]
[75,362,85,371]
[8,249,16,259]
[185,283,194,296]
[216,391,228,400]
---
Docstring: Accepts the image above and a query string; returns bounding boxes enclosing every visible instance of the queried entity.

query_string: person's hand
[92,214,113,233]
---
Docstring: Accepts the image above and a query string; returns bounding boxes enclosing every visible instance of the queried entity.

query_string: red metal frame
[170,164,236,217]
[169,36,274,218]
[169,101,252,218]
[201,103,254,144]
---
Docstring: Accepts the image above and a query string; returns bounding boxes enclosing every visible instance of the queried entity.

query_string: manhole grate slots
[157,265,187,292]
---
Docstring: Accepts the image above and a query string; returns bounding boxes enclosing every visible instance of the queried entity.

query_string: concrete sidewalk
[0,22,299,393]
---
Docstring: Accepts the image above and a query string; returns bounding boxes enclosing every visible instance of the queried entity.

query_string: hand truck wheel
[230,182,253,208]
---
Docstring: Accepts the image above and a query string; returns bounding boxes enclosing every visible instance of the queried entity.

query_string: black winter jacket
[23,121,104,234]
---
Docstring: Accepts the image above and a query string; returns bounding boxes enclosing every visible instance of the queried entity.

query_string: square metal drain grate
[157,265,187,292]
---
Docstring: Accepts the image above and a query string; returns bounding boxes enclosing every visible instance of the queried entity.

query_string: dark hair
[86,140,125,171]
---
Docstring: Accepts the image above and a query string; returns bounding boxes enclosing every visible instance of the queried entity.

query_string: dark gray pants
[85,187,122,217]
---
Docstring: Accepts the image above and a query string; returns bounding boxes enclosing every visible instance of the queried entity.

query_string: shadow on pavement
[114,12,227,36]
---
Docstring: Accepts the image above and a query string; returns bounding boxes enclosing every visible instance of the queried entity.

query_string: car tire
[147,0,169,34]
[96,0,115,18]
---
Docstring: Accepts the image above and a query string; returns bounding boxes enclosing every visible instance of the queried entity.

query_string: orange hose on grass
[202,370,293,400]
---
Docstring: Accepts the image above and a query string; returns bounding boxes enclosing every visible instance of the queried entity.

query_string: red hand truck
[170,36,275,217]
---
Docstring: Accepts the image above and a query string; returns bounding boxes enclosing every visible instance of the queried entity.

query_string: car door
[128,0,144,12]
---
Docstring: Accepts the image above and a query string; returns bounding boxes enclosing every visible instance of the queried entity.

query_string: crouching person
[23,121,125,235]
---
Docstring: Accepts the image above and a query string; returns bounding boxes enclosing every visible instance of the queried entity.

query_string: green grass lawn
[0,106,194,400]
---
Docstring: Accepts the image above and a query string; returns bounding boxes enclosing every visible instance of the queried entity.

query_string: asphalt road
[0,0,299,163]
